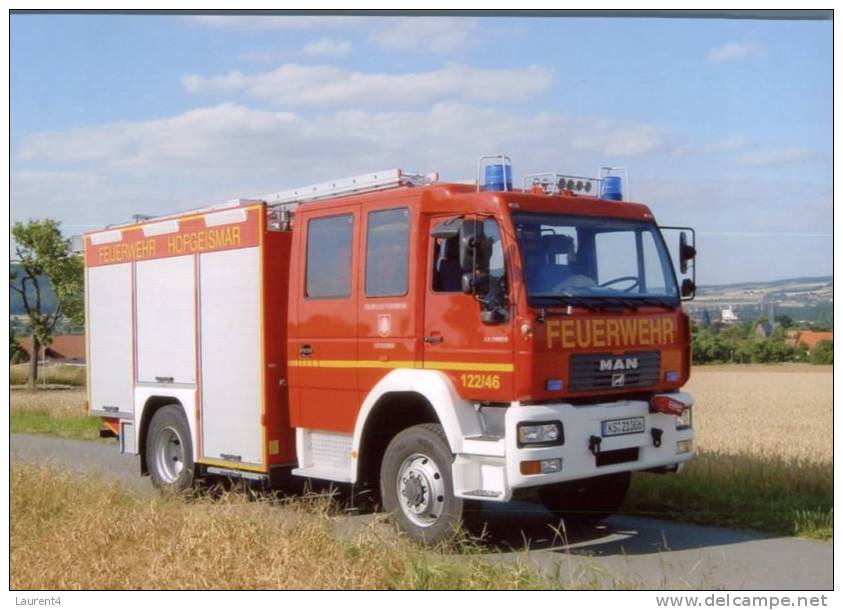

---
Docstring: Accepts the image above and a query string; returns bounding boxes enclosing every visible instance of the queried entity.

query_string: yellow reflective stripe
[197,458,267,473]
[288,359,514,372]
[289,359,418,369]
[423,361,514,373]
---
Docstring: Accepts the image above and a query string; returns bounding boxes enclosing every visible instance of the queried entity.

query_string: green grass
[624,450,833,540]
[10,388,104,441]
[10,410,104,440]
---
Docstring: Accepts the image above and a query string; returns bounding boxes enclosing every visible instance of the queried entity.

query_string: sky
[9,13,833,285]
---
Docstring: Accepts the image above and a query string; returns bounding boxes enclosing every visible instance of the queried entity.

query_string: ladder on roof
[259,168,438,230]
[258,169,439,211]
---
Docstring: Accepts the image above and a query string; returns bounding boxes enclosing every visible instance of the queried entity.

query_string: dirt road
[11,433,832,590]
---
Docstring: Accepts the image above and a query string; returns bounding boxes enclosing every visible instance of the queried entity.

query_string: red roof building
[786,330,833,352]
[17,335,86,362]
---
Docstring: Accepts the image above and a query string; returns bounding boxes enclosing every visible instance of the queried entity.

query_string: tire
[538,471,631,525]
[146,405,196,492]
[380,423,463,544]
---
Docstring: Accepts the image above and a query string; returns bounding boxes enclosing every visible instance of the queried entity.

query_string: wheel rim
[396,452,446,528]
[153,425,185,484]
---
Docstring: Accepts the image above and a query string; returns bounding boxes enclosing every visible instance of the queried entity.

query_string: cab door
[357,203,417,402]
[423,215,514,400]
[289,206,360,432]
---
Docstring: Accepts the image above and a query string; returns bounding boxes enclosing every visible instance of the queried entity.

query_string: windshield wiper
[637,297,677,310]
[531,293,677,312]
[530,294,598,311]
[602,296,640,311]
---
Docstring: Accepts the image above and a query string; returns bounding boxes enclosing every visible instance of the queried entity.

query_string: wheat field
[684,364,832,462]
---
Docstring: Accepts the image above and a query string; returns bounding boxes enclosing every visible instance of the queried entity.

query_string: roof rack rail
[261,168,438,212]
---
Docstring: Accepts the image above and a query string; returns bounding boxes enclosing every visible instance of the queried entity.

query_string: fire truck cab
[85,156,697,543]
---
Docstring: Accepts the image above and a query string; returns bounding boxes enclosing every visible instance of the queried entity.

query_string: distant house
[786,330,833,353]
[17,335,86,362]
[721,306,739,324]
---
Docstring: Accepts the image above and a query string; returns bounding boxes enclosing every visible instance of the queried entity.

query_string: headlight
[517,422,564,447]
[676,407,692,430]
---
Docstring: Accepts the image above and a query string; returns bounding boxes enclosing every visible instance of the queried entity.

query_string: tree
[809,340,833,365]
[776,314,794,329]
[10,220,84,388]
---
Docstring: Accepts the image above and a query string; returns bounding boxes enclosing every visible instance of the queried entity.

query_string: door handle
[424,335,444,345]
[299,344,313,357]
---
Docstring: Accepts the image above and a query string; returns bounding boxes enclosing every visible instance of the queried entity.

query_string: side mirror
[461,272,489,295]
[660,225,696,302]
[459,219,489,273]
[679,232,696,274]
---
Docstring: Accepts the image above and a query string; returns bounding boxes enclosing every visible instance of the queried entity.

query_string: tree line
[692,318,833,365]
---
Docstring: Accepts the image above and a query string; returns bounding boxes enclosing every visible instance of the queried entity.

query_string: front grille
[569,351,660,392]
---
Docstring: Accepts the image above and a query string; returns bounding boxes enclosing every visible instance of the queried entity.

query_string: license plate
[601,417,645,437]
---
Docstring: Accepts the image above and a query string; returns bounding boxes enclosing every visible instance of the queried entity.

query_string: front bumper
[452,392,694,501]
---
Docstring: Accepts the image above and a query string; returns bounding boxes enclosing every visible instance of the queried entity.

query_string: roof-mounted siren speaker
[599,166,630,201]
[477,154,513,192]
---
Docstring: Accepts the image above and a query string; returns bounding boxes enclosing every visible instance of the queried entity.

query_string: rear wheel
[380,423,463,544]
[538,471,631,525]
[146,405,196,492]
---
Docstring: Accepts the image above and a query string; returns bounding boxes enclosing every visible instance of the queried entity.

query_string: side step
[206,466,268,481]
[461,489,502,498]
[461,435,505,457]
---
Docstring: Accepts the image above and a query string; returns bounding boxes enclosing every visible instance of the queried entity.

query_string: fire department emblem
[377,314,392,337]
[611,373,626,387]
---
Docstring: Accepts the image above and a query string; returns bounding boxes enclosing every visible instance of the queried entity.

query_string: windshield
[512,212,679,306]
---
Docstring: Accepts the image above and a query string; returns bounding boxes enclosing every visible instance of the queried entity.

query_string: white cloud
[184,15,363,31]
[181,63,553,108]
[14,105,830,285]
[738,146,813,166]
[186,15,477,55]
[301,37,352,57]
[708,42,765,63]
[368,17,476,54]
[14,103,670,190]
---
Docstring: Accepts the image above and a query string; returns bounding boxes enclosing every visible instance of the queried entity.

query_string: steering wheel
[598,276,640,292]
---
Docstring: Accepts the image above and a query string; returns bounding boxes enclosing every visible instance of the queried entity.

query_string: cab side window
[306,214,354,299]
[365,208,409,297]
[432,219,506,293]
[432,235,462,292]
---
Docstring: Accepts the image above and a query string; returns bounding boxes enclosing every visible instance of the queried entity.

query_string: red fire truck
[85,155,696,543]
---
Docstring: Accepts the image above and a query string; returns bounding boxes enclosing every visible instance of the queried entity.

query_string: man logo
[611,373,626,387]
[599,357,639,372]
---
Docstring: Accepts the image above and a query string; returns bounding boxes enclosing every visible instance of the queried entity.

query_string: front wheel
[380,423,463,544]
[538,471,631,525]
[146,405,196,492]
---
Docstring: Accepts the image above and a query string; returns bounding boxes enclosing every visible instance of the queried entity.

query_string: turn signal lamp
[650,395,687,416]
